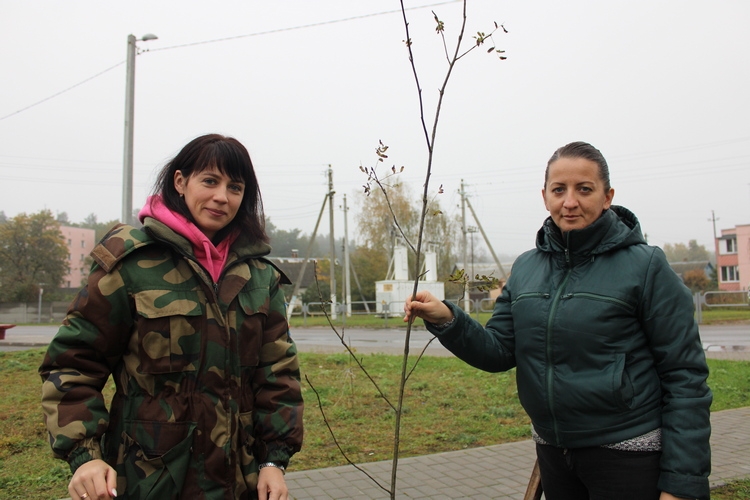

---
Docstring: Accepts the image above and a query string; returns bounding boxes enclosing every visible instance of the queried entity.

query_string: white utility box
[375,280,445,317]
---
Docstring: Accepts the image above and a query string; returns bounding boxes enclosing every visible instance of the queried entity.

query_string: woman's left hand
[257,466,288,500]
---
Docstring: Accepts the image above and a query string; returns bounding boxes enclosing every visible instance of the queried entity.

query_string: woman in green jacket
[40,134,304,500]
[404,141,711,500]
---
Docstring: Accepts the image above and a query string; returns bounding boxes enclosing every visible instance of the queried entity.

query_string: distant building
[266,257,317,295]
[59,226,96,288]
[668,260,714,283]
[715,224,750,291]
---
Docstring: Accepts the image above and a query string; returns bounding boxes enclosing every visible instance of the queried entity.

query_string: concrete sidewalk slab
[284,407,750,499]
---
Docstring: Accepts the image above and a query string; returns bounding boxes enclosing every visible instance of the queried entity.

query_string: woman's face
[174,166,245,239]
[542,156,614,233]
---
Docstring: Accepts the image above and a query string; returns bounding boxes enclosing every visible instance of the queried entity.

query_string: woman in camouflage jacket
[40,134,304,500]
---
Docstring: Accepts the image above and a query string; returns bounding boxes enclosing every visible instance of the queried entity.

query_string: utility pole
[328,166,337,320]
[709,210,720,260]
[460,179,470,312]
[468,226,477,279]
[343,194,352,317]
[286,195,328,320]
[465,196,508,280]
[122,33,157,225]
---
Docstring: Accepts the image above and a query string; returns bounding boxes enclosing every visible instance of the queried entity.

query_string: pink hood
[138,195,237,283]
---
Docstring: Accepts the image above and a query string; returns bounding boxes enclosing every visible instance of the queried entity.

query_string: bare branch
[433,11,451,62]
[405,337,438,383]
[400,1,432,151]
[311,263,396,411]
[305,374,392,495]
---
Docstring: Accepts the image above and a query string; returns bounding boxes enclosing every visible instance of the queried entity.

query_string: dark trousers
[535,443,662,500]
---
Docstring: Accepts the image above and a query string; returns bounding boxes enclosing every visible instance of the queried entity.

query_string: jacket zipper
[546,246,572,446]
[181,255,238,469]
[154,232,261,469]
[560,292,635,312]
[512,292,551,304]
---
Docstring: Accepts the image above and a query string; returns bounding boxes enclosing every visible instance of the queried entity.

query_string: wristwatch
[258,462,286,474]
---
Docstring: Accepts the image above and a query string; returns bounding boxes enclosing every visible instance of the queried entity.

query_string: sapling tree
[306,2,506,497]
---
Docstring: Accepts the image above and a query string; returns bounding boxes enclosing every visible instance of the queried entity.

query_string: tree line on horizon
[0,194,716,303]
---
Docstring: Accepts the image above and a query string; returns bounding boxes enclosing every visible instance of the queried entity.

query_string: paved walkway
[285,407,750,499]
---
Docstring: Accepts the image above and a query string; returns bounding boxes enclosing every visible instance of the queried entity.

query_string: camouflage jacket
[40,219,304,499]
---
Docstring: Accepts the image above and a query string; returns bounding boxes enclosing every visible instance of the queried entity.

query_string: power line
[152,1,460,52]
[0,1,460,122]
[0,61,125,122]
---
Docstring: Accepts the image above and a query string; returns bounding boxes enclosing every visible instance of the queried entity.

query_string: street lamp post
[122,33,158,225]
[37,284,45,324]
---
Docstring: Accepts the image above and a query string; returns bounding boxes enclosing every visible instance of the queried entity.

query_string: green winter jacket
[430,206,711,500]
[40,219,304,499]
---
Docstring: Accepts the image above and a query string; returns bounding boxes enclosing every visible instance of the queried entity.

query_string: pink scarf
[138,195,236,283]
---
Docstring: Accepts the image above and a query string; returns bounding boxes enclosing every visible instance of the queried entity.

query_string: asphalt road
[1,323,748,359]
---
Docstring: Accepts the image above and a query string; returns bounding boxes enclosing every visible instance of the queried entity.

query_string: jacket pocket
[237,290,268,368]
[119,420,196,500]
[612,353,635,409]
[133,290,204,374]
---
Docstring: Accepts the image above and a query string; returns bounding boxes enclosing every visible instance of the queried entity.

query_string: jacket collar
[536,205,646,258]
[143,217,272,262]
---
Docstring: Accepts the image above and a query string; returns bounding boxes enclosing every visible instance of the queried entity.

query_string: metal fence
[291,298,498,327]
[0,302,70,324]
[694,290,749,324]
[14,292,742,327]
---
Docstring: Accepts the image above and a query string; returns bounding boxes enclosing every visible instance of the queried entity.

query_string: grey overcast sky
[1,0,748,258]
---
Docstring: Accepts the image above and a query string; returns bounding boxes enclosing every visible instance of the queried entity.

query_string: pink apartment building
[715,224,750,292]
[59,226,96,288]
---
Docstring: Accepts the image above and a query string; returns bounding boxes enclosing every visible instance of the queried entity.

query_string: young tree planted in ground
[306,3,507,498]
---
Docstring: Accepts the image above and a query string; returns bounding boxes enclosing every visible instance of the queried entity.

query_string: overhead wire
[0,1,460,122]
[0,61,125,122]
[151,1,461,53]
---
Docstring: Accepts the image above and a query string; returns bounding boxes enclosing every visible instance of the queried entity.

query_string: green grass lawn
[712,478,750,499]
[1,349,748,499]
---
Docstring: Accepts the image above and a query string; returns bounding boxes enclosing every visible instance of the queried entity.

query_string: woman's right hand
[403,290,454,326]
[68,459,118,500]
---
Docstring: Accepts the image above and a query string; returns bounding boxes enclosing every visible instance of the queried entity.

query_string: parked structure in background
[59,226,96,288]
[715,223,750,292]
[376,240,444,317]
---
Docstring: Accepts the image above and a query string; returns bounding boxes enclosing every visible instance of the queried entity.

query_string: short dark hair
[153,134,268,243]
[544,141,611,191]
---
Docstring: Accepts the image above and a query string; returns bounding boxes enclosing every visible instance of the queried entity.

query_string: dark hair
[544,141,611,191]
[153,134,268,244]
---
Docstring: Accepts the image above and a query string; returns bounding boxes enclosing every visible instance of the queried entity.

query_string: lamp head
[140,33,158,42]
